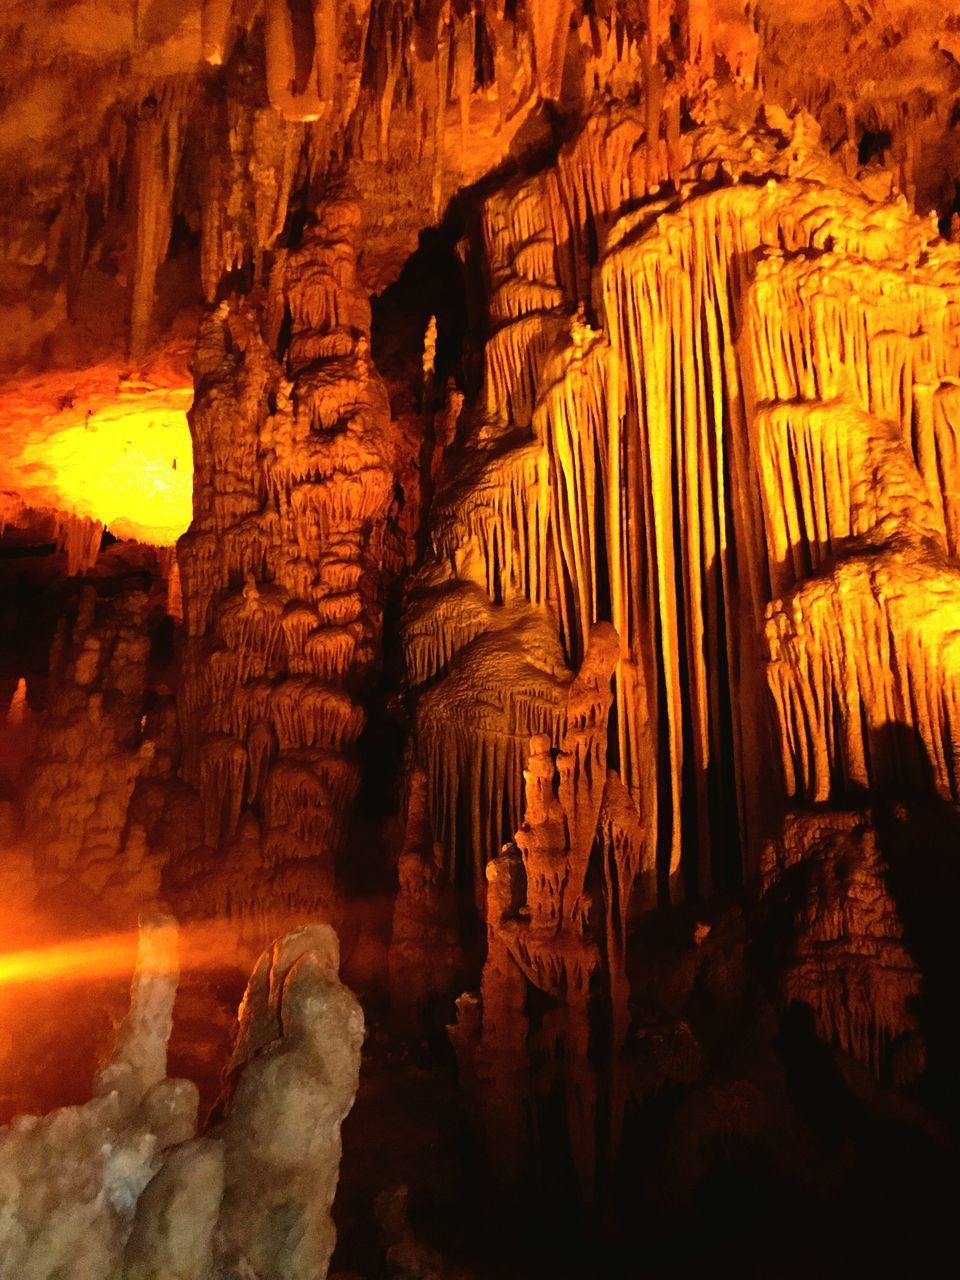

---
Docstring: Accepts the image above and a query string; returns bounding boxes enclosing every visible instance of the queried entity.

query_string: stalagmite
[452,624,649,1196]
[177,187,395,934]
[0,918,195,1280]
[0,919,362,1280]
[214,925,364,1279]
[448,848,530,1188]
[388,770,461,1023]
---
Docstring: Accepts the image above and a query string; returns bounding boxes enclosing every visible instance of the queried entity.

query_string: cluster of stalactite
[753,1,960,220]
[409,597,571,900]
[412,93,960,906]
[449,623,649,1195]
[20,1,771,367]
[403,98,960,1190]
[175,188,394,939]
[14,2,960,382]
[749,247,960,810]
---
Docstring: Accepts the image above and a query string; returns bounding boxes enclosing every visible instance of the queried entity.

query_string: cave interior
[1,2,960,1277]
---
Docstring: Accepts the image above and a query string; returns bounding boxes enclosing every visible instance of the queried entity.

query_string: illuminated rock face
[0,920,362,1280]
[433,102,960,1194]
[175,190,394,941]
[0,368,193,572]
[409,100,960,900]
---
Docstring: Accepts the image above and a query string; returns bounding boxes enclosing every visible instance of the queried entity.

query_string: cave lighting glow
[0,918,246,989]
[6,383,194,547]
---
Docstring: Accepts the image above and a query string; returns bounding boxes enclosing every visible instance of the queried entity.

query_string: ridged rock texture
[411,90,960,1201]
[174,187,394,941]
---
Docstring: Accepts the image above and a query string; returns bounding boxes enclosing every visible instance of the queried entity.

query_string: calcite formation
[0,918,196,1280]
[420,92,960,1205]
[4,1,960,1272]
[387,768,461,1023]
[0,919,363,1280]
[450,623,648,1193]
[175,186,393,940]
[21,579,163,915]
[760,811,923,1079]
[409,96,960,907]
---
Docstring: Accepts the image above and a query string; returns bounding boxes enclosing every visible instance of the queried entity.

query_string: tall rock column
[450,624,648,1199]
[176,189,395,941]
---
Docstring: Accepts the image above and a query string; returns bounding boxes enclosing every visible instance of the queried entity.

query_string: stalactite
[929,383,960,556]
[596,127,956,888]
[451,3,476,150]
[431,3,453,219]
[199,734,248,847]
[403,579,499,687]
[481,312,566,429]
[527,0,575,101]
[130,82,193,359]
[405,98,960,924]
[201,0,236,65]
[766,545,960,805]
[643,1,664,191]
[684,0,716,74]
[55,513,104,577]
[429,436,550,606]
[200,99,304,304]
[263,0,335,123]
[532,315,609,663]
[369,0,405,160]
[754,400,946,601]
[414,607,570,895]
[486,0,519,134]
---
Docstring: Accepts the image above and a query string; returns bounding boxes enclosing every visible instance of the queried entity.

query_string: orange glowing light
[0,932,143,988]
[0,370,194,547]
[0,920,242,990]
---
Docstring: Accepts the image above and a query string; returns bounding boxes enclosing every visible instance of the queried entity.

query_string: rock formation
[387,768,461,1025]
[3,2,960,1273]
[0,917,363,1280]
[174,184,394,943]
[0,917,196,1280]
